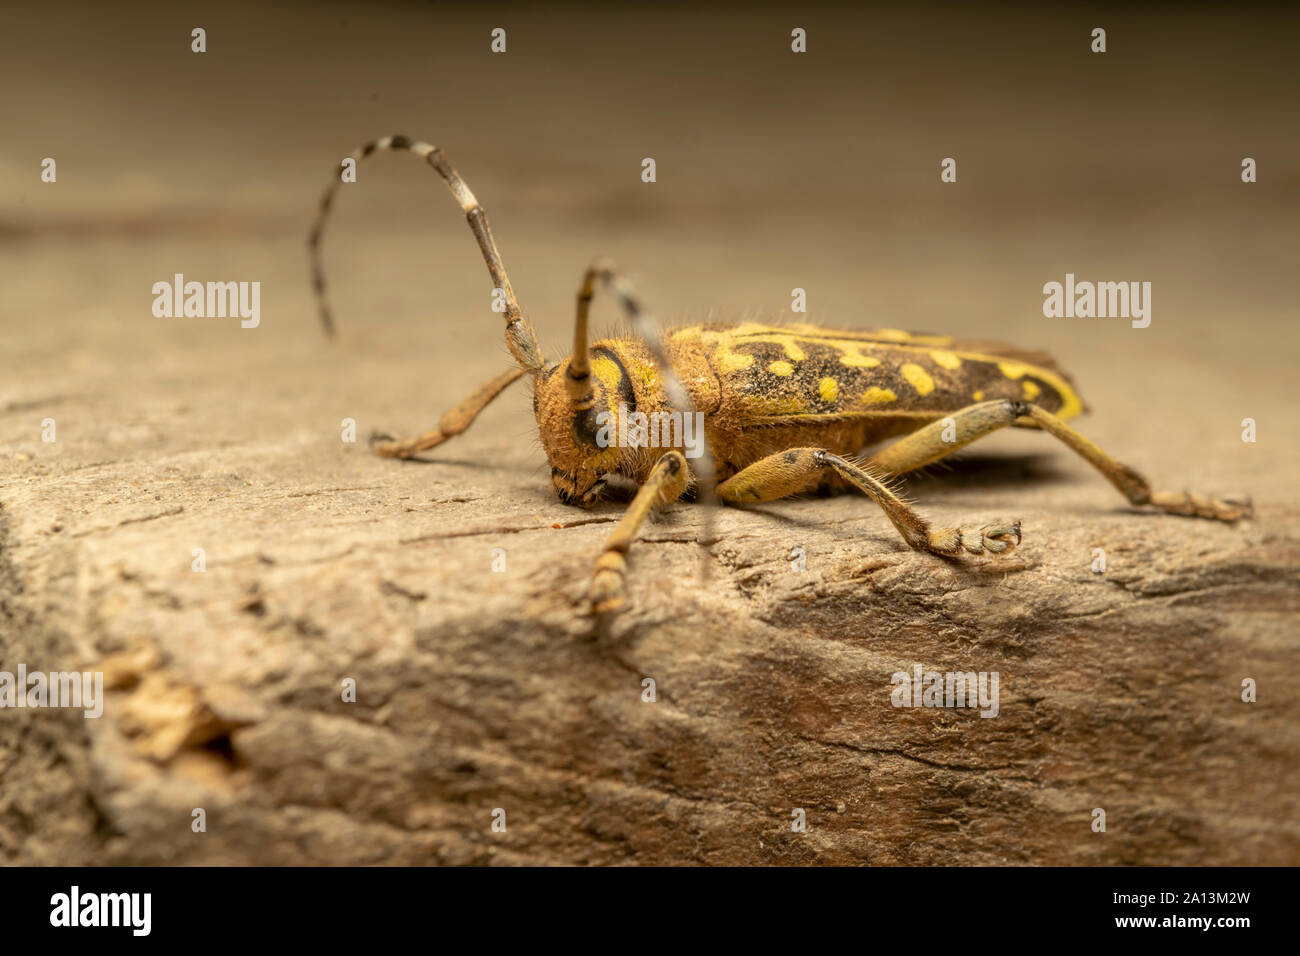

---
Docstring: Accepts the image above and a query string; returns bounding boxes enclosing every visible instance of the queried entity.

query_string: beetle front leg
[590,451,691,614]
[370,367,526,459]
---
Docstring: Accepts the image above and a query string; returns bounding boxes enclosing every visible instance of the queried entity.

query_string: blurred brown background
[5,2,1299,400]
[1,2,1297,865]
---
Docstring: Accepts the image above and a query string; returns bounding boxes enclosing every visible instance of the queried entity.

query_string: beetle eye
[571,403,605,449]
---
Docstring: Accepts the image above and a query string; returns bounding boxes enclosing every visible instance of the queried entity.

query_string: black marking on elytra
[390,134,412,150]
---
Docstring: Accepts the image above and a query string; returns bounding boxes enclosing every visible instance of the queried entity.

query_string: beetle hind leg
[1146,489,1252,521]
[866,399,1252,523]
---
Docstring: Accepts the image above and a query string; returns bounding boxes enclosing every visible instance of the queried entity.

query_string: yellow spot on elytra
[719,350,755,372]
[840,350,881,368]
[727,328,807,359]
[930,349,962,370]
[768,360,794,377]
[1022,380,1041,400]
[973,390,985,401]
[874,328,912,341]
[819,377,839,403]
[998,361,1029,380]
[901,363,935,396]
[861,387,897,404]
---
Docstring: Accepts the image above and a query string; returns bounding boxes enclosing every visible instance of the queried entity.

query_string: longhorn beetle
[309,135,1252,614]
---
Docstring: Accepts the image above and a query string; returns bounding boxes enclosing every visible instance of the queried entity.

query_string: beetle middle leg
[590,450,691,613]
[715,447,1022,556]
[866,399,1252,522]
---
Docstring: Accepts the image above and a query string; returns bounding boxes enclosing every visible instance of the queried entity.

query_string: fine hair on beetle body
[309,135,1252,616]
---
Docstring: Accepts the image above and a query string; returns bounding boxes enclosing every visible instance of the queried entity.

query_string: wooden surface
[1,3,1297,865]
